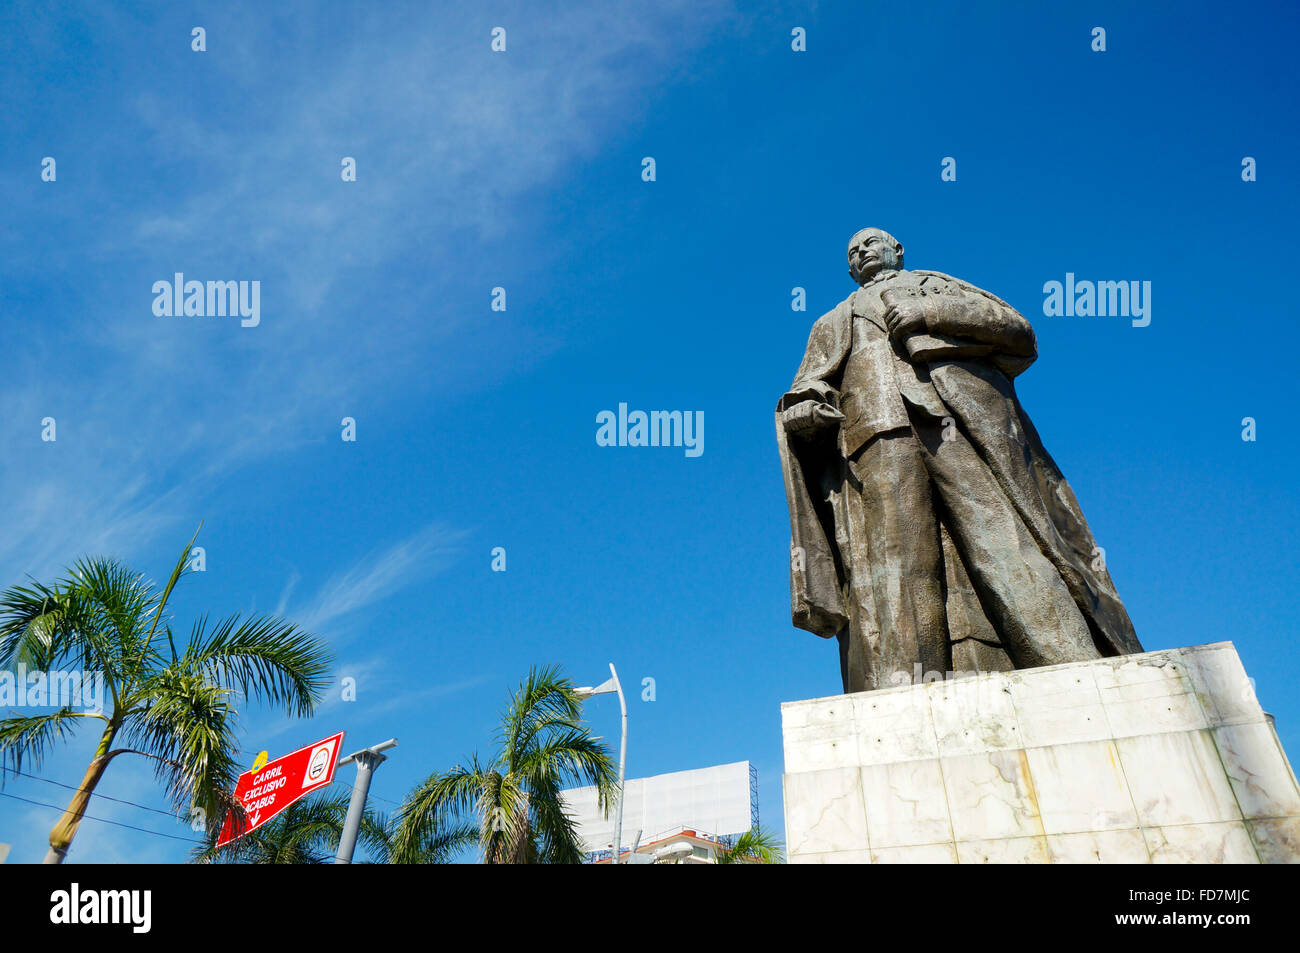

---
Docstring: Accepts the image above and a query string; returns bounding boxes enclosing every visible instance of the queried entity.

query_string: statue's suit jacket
[775,269,1142,657]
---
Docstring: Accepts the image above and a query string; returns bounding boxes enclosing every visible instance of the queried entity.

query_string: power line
[0,765,182,820]
[0,767,405,858]
[1,765,403,817]
[0,790,205,845]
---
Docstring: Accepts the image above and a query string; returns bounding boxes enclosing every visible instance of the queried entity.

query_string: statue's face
[848,228,902,284]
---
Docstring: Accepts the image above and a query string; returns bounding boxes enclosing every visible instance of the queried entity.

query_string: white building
[562,760,759,863]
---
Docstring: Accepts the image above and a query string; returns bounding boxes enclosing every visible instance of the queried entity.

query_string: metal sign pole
[334,738,397,865]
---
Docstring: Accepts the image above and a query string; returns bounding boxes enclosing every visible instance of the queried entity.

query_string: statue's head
[847,227,904,285]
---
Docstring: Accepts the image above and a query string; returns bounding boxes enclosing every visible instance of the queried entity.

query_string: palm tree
[0,529,333,863]
[192,791,392,864]
[715,827,784,864]
[383,813,478,865]
[390,665,617,864]
[192,790,473,864]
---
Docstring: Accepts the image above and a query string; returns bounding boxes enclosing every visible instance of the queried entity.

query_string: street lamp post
[574,663,627,864]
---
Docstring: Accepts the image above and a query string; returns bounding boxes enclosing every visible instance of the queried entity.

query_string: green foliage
[715,826,785,864]
[0,529,334,857]
[391,665,617,864]
[191,792,390,864]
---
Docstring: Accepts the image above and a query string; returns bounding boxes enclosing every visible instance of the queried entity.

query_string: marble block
[781,642,1300,863]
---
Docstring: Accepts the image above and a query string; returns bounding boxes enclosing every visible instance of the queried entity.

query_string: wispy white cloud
[313,655,492,724]
[0,0,737,590]
[273,569,301,618]
[355,674,493,719]
[0,0,741,859]
[290,523,468,639]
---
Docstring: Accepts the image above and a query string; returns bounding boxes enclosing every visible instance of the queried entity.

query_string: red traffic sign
[216,731,345,848]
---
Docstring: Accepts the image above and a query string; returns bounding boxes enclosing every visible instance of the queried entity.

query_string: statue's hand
[882,291,929,341]
[783,400,845,436]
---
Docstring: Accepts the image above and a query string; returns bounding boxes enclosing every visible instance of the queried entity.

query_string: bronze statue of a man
[777,228,1141,693]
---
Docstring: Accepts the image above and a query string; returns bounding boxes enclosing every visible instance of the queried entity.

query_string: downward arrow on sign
[249,810,261,827]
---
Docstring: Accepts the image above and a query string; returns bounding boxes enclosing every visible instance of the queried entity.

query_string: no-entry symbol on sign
[216,731,345,848]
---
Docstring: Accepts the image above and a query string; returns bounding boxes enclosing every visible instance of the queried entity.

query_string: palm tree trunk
[44,723,117,864]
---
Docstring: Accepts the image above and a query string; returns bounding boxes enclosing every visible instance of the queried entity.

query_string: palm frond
[389,761,485,864]
[500,665,582,771]
[526,772,587,864]
[716,827,784,865]
[0,708,97,778]
[185,614,333,717]
[481,771,533,864]
[194,791,354,864]
[67,557,156,655]
[411,818,478,863]
[0,581,68,669]
[146,527,201,648]
[0,577,124,691]
[0,531,334,862]
[519,728,618,797]
[419,665,624,864]
[114,667,243,818]
[355,806,396,863]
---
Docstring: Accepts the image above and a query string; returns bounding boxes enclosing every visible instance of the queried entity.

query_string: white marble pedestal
[781,642,1300,863]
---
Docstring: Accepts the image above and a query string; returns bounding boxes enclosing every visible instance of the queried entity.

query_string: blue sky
[1,0,1298,862]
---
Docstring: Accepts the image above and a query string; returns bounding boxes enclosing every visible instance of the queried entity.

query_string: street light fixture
[573,663,627,865]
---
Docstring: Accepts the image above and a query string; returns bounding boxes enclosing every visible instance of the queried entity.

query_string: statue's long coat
[776,269,1141,670]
